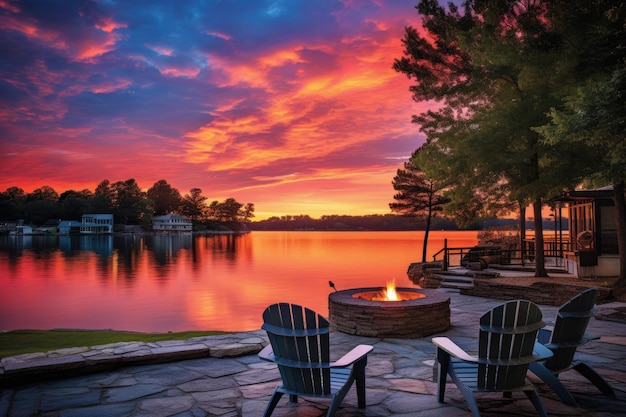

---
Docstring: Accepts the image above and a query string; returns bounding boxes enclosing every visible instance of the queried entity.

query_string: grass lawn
[0,329,226,359]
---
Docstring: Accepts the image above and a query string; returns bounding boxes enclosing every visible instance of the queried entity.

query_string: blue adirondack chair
[258,302,373,417]
[433,299,553,417]
[529,288,616,406]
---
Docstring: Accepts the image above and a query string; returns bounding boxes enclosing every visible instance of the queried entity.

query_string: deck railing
[432,237,572,271]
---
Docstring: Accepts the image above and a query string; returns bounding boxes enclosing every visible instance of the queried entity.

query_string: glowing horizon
[0,1,432,220]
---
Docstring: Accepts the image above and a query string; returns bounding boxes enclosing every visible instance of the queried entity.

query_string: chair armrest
[258,344,275,363]
[432,337,477,363]
[331,344,373,368]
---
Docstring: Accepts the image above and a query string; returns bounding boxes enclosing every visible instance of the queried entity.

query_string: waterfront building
[58,214,113,234]
[80,214,114,234]
[561,186,619,278]
[152,213,192,232]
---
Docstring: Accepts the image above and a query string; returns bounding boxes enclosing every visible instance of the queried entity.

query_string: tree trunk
[533,197,549,277]
[613,180,626,289]
[519,201,526,257]
[422,211,432,263]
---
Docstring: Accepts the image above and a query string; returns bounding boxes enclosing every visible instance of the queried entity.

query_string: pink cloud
[0,1,433,220]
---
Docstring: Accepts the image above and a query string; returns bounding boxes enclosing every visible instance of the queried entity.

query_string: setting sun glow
[0,1,432,219]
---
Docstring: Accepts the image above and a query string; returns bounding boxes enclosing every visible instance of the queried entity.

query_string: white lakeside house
[153,213,192,232]
[58,214,113,234]
[81,214,114,234]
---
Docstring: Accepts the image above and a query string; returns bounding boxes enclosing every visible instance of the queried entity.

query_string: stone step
[440,281,474,289]
[441,275,474,283]
[439,273,474,290]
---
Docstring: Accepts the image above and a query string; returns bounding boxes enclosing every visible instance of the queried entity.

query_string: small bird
[329,281,338,292]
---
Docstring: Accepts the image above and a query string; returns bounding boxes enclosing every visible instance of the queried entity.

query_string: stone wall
[329,288,450,338]
[407,261,443,288]
[461,279,612,306]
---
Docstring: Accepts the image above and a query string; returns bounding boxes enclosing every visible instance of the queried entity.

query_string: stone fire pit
[328,287,450,338]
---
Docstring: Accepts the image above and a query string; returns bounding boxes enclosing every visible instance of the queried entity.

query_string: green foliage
[0,179,253,231]
[181,188,208,221]
[147,179,183,216]
[393,0,625,276]
[251,213,460,231]
[390,150,449,218]
[390,149,450,261]
[112,179,148,225]
[0,329,225,359]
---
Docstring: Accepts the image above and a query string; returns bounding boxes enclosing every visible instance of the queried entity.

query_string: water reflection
[58,235,114,257]
[0,231,477,332]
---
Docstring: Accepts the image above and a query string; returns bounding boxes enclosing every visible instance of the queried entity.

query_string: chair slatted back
[478,300,544,391]
[545,289,598,371]
[262,303,331,396]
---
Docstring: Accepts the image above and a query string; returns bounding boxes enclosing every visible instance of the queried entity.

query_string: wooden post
[443,238,448,271]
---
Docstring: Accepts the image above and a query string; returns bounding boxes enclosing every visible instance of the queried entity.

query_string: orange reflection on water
[0,231,478,332]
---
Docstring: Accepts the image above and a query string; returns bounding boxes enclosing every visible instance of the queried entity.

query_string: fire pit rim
[328,287,451,338]
[329,287,449,307]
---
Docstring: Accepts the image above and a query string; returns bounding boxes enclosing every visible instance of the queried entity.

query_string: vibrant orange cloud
[0,1,434,220]
[185,33,423,172]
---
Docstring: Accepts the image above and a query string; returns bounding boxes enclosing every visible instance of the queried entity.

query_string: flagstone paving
[1,291,625,416]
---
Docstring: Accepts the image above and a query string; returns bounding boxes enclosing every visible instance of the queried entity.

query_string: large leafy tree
[59,189,93,220]
[394,0,595,276]
[181,188,208,221]
[522,0,626,286]
[0,186,26,220]
[539,73,626,285]
[147,179,182,216]
[25,186,60,225]
[206,198,254,231]
[89,180,114,213]
[28,186,59,202]
[241,203,255,223]
[207,198,243,222]
[111,179,150,226]
[390,149,449,262]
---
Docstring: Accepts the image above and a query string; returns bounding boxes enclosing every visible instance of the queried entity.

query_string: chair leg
[524,389,549,417]
[573,361,616,398]
[263,389,284,417]
[444,362,481,417]
[529,362,577,406]
[354,358,368,408]
[436,348,449,403]
[326,395,341,417]
[458,386,481,417]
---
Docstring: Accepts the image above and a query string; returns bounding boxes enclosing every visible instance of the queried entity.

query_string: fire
[382,280,400,301]
[352,280,426,302]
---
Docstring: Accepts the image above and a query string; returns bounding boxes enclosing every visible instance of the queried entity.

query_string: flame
[352,282,426,302]
[382,280,400,301]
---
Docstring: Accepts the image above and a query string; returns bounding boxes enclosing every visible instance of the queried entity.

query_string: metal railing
[432,238,572,271]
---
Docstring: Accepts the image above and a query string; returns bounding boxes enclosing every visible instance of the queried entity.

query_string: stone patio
[1,291,625,416]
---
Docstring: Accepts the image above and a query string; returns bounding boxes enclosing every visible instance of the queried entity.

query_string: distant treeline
[250,214,567,231]
[250,214,454,231]
[0,181,254,232]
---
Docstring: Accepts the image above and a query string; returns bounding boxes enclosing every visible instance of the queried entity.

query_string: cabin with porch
[561,186,619,279]
[153,213,192,232]
[80,214,113,234]
[58,214,113,234]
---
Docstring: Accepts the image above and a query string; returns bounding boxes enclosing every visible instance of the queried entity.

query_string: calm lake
[0,230,478,333]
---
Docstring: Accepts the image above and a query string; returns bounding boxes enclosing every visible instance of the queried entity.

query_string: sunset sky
[0,0,434,220]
